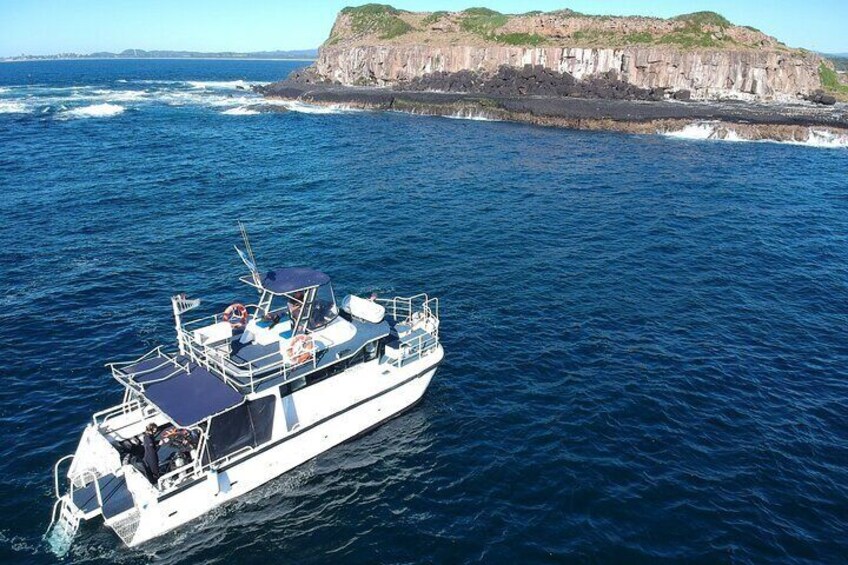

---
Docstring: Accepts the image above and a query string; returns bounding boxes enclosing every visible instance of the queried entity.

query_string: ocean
[1,59,847,564]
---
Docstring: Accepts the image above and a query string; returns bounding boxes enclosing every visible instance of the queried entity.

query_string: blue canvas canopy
[260,267,330,295]
[142,365,244,427]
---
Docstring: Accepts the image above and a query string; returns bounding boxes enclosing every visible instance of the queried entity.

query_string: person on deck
[142,423,160,485]
[288,291,305,323]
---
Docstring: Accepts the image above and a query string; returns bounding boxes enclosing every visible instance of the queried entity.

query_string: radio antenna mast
[236,220,261,286]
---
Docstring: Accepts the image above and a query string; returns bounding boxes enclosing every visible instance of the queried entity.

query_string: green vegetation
[422,11,448,25]
[623,32,653,44]
[341,4,413,39]
[571,30,617,44]
[549,9,586,17]
[462,7,502,16]
[820,62,848,97]
[497,33,546,46]
[673,11,732,28]
[659,11,734,48]
[460,10,509,37]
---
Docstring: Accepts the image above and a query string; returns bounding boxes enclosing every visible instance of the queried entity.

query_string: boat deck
[71,474,134,519]
[111,316,393,412]
[228,316,392,393]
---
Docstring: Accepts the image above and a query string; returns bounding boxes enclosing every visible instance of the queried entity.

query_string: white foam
[0,87,9,94]
[222,106,259,116]
[278,100,359,114]
[90,89,148,102]
[187,80,257,90]
[662,122,848,149]
[663,123,719,140]
[798,129,848,148]
[443,110,500,122]
[64,103,125,118]
[0,100,29,113]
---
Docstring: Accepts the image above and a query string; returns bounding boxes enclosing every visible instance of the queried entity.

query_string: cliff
[306,6,824,101]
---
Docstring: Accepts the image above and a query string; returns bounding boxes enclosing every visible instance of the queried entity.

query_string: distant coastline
[2,48,317,62]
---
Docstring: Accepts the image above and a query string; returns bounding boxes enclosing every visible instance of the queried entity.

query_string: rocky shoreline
[257,80,848,145]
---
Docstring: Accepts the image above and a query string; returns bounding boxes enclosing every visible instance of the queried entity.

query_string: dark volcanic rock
[673,89,692,101]
[806,89,837,106]
[400,65,666,102]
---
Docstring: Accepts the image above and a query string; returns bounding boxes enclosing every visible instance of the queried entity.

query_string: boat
[45,226,443,555]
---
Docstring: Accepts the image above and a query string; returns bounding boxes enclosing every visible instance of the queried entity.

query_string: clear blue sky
[1,0,846,57]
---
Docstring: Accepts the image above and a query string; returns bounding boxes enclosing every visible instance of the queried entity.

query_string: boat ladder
[45,495,82,558]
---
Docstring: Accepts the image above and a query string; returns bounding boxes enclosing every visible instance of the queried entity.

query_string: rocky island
[259,5,848,144]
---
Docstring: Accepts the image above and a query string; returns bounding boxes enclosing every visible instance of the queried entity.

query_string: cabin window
[308,282,339,330]
[205,395,276,462]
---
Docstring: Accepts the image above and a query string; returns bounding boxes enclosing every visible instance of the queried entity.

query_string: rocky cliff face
[306,7,823,101]
[316,44,821,100]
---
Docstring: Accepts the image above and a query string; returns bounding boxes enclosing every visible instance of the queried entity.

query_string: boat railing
[376,294,440,367]
[180,303,289,330]
[176,326,318,394]
[376,294,440,327]
[53,454,75,498]
[389,328,440,368]
[53,455,103,510]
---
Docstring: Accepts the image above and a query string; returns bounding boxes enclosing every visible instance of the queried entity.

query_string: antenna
[236,221,261,286]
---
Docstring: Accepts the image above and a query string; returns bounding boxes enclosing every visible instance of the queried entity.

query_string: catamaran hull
[113,361,440,547]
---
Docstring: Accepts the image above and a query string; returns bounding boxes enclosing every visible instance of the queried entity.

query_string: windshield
[308,282,338,329]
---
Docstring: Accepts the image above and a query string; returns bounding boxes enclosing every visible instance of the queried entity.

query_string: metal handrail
[53,454,75,498]
[180,303,289,330]
[109,294,438,399]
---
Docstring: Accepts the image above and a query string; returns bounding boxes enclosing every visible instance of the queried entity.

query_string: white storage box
[341,294,386,324]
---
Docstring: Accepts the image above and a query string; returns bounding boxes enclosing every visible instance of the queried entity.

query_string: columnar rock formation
[316,44,822,100]
[304,7,824,101]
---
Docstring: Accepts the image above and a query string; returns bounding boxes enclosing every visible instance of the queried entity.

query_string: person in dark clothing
[142,423,160,485]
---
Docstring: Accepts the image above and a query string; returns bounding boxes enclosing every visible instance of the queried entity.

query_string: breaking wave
[443,110,501,122]
[277,100,360,114]
[222,106,260,116]
[63,103,125,119]
[662,121,848,149]
[187,79,258,90]
[0,101,29,114]
[0,79,371,121]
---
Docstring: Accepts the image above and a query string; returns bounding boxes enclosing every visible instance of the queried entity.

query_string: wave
[187,80,260,90]
[0,101,29,114]
[222,106,260,116]
[443,110,501,122]
[0,82,365,119]
[63,103,125,119]
[278,100,360,114]
[662,121,848,149]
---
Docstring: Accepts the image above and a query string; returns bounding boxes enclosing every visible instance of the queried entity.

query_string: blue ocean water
[1,59,847,563]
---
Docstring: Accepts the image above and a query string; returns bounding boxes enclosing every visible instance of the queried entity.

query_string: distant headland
[258,5,848,145]
[3,48,318,62]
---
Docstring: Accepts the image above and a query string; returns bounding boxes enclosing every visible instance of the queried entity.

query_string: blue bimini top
[142,364,244,427]
[260,267,330,295]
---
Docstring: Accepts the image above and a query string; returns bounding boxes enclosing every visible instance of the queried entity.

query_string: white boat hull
[114,346,442,546]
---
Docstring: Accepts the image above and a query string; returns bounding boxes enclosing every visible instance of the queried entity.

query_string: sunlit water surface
[1,60,847,564]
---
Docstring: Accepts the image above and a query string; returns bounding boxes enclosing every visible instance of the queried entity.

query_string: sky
[1,0,846,57]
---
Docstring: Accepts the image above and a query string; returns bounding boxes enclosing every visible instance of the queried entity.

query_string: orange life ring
[287,334,314,365]
[222,303,248,328]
